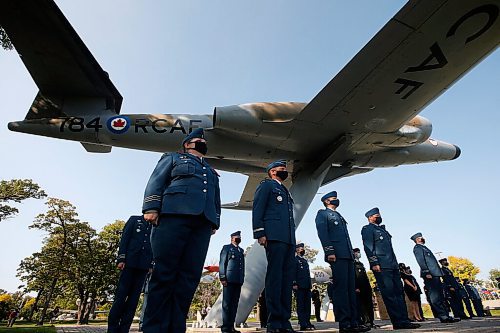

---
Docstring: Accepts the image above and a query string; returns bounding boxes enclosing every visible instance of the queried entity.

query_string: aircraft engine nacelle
[213,102,305,138]
[370,115,433,148]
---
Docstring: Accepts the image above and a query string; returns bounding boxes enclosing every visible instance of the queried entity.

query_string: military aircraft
[1,0,499,326]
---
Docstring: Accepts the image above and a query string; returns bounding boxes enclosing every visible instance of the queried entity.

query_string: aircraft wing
[289,0,500,148]
[222,166,373,210]
[0,0,123,118]
[222,174,263,210]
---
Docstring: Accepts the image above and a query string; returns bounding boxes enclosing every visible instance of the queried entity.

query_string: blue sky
[1,0,499,293]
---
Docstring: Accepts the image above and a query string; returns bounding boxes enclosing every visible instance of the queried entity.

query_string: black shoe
[308,324,316,330]
[356,325,371,332]
[441,317,460,323]
[393,323,421,329]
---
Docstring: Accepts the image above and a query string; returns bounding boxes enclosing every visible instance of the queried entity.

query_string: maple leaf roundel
[107,116,131,134]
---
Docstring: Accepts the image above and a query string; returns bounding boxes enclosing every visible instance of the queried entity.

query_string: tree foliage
[0,179,46,221]
[489,268,500,282]
[0,26,13,50]
[16,198,125,324]
[448,256,480,281]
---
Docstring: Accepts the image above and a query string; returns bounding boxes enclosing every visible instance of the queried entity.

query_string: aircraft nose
[452,145,461,160]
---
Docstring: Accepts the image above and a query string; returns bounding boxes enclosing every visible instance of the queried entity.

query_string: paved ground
[56,316,500,333]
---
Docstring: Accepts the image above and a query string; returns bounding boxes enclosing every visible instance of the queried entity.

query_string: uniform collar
[327,207,336,212]
[273,178,282,185]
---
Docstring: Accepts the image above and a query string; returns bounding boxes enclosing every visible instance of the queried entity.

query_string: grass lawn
[0,322,55,333]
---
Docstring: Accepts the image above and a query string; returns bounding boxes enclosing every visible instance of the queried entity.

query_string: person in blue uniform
[253,160,296,333]
[293,243,314,331]
[438,258,469,320]
[108,215,153,333]
[361,208,419,330]
[315,191,368,333]
[353,248,376,328]
[411,233,459,324]
[219,231,245,333]
[456,277,475,317]
[141,128,221,333]
[463,279,485,317]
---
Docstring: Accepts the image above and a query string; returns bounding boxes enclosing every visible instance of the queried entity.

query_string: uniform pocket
[164,185,187,195]
[172,161,196,176]
[272,188,284,204]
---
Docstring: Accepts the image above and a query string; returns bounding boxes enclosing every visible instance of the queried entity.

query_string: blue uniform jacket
[413,244,443,278]
[293,255,312,289]
[252,179,295,245]
[315,209,354,260]
[464,284,481,300]
[361,223,399,269]
[142,152,221,228]
[441,266,460,290]
[219,244,245,284]
[117,216,153,270]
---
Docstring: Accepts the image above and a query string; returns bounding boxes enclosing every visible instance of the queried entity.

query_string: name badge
[277,195,283,202]
[136,229,141,232]
[380,236,383,240]
[334,221,338,225]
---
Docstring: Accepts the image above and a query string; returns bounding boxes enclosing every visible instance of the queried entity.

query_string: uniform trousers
[448,289,466,318]
[423,277,449,321]
[222,283,242,331]
[462,297,475,317]
[265,241,295,330]
[356,287,374,325]
[330,259,358,329]
[108,267,149,333]
[295,288,312,328]
[472,298,484,316]
[142,214,212,333]
[373,269,410,326]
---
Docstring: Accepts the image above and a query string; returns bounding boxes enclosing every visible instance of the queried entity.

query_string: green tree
[0,179,46,221]
[448,256,480,281]
[27,198,79,325]
[489,268,500,281]
[0,26,13,50]
[0,293,15,319]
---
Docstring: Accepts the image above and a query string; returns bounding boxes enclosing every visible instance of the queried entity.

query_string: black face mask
[374,216,382,224]
[329,199,340,207]
[234,238,241,244]
[299,250,305,256]
[421,238,426,244]
[276,170,288,181]
[192,141,208,155]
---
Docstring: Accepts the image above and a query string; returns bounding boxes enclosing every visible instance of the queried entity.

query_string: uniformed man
[463,279,485,317]
[108,216,153,333]
[438,258,469,320]
[219,231,245,333]
[315,191,368,333]
[311,287,322,323]
[293,243,314,331]
[142,128,221,333]
[456,277,475,317]
[353,248,375,328]
[361,208,419,330]
[253,160,295,333]
[411,233,459,323]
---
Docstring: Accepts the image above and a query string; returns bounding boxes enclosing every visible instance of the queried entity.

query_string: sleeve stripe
[253,228,264,232]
